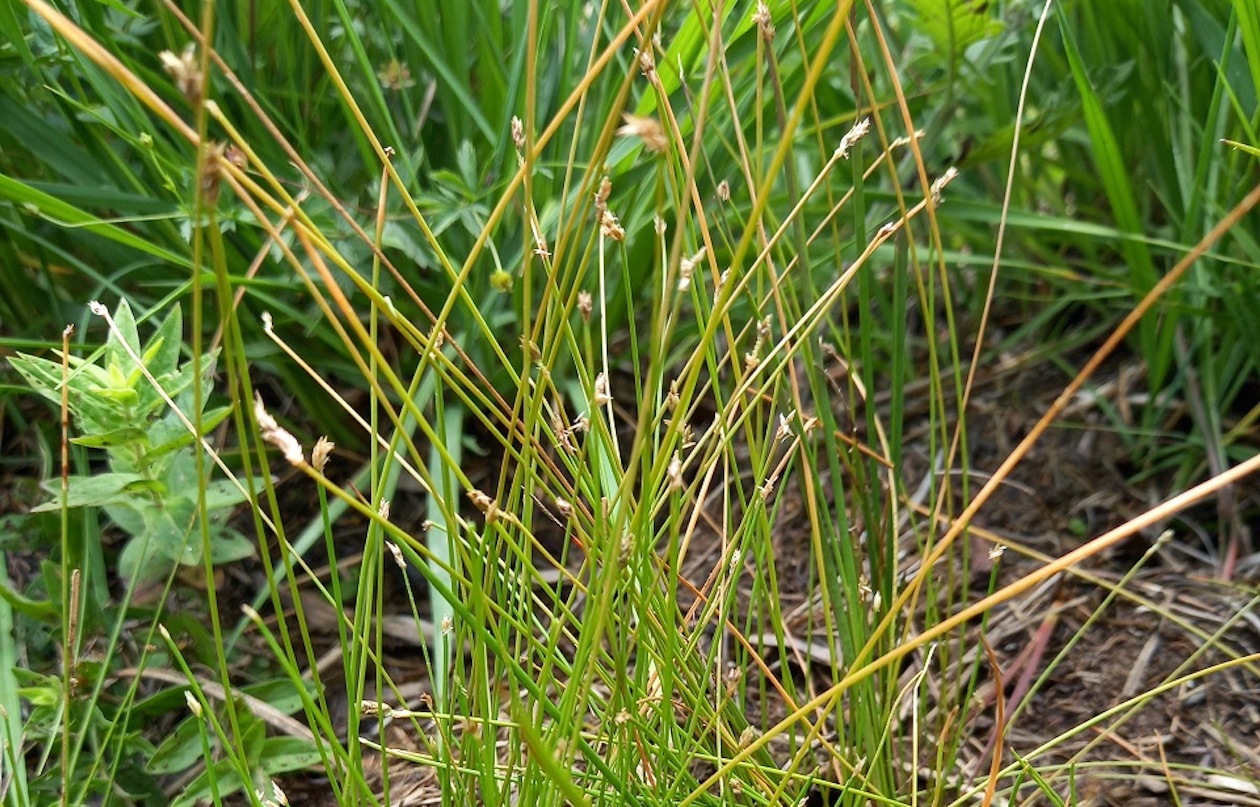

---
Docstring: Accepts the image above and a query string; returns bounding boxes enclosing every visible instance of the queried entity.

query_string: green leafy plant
[7,298,251,585]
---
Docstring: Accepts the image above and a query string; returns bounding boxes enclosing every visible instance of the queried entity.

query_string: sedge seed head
[159,43,202,104]
[490,268,513,293]
[617,114,668,154]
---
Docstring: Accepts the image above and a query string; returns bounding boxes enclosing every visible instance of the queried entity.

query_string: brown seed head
[617,114,668,154]
[159,43,202,104]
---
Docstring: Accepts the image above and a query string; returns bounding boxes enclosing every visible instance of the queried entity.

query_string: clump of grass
[2,2,1260,806]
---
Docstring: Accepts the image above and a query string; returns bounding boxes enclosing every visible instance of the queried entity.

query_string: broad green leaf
[206,528,255,565]
[32,473,145,511]
[104,501,146,538]
[70,426,149,449]
[142,498,199,566]
[203,477,249,512]
[165,731,315,807]
[237,700,267,763]
[117,536,170,585]
[146,714,203,775]
[258,736,322,773]
[169,757,247,807]
[240,679,318,717]
[140,421,199,468]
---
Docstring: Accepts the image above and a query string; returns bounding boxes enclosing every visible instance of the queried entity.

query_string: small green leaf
[104,500,146,537]
[240,679,317,716]
[144,349,219,415]
[146,304,183,378]
[118,535,171,585]
[6,353,65,401]
[142,499,200,566]
[104,298,142,378]
[32,473,145,511]
[147,714,205,775]
[0,578,58,623]
[138,427,197,468]
[203,478,249,511]
[456,140,478,190]
[15,669,61,707]
[237,701,267,763]
[89,383,140,407]
[207,528,255,565]
[70,426,149,449]
[259,736,322,773]
[170,757,247,807]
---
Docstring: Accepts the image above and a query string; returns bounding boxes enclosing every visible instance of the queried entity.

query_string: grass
[1,0,1259,805]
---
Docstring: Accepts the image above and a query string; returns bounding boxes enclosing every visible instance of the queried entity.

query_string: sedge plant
[2,1,1260,806]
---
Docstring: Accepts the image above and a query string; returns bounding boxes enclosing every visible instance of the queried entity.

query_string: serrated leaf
[905,0,1002,59]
